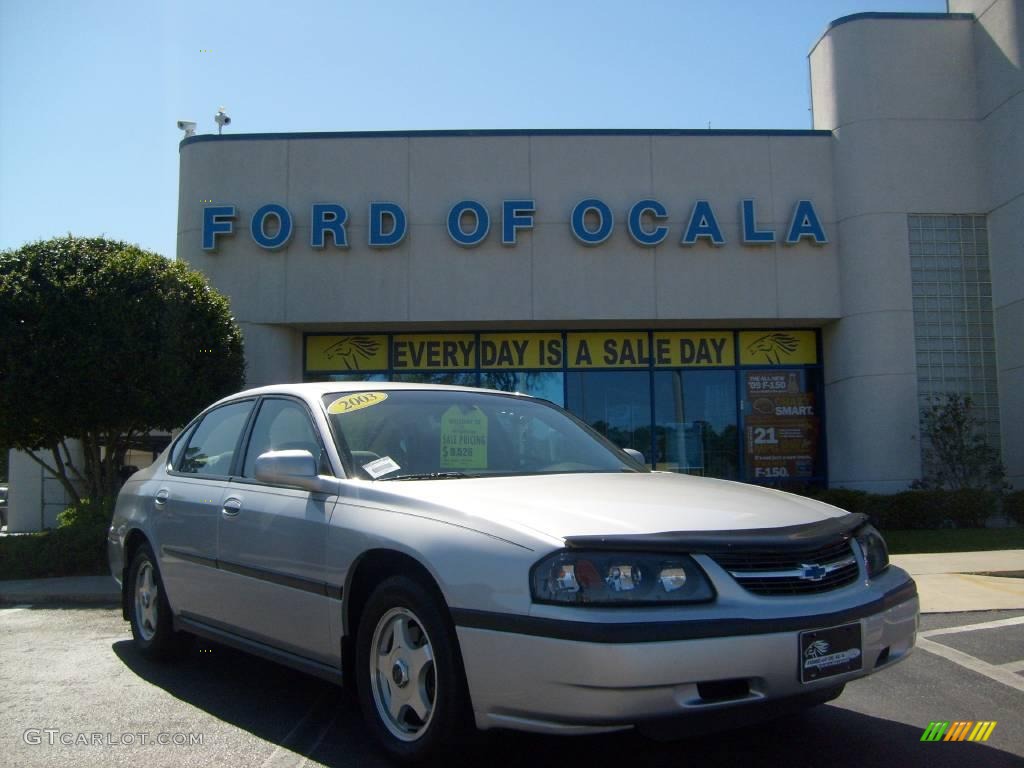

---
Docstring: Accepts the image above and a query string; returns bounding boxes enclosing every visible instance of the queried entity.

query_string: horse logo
[322,336,381,371]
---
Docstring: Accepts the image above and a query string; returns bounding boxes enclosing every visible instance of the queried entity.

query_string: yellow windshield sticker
[327,391,389,415]
[440,406,488,469]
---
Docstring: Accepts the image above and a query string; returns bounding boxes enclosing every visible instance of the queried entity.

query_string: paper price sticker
[440,406,488,469]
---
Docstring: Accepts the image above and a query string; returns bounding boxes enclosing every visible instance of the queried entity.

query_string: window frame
[166,398,257,480]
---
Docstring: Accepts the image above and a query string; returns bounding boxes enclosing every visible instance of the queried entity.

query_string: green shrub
[796,487,999,530]
[0,499,112,580]
[1005,491,1024,525]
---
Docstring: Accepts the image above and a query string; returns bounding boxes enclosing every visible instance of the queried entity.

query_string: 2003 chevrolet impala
[109,383,918,760]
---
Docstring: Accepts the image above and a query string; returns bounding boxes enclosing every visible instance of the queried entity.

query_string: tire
[127,543,185,660]
[356,575,471,762]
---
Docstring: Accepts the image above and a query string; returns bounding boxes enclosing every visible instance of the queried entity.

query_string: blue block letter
[202,206,235,251]
[447,200,490,247]
[311,204,349,249]
[251,204,293,250]
[741,199,775,244]
[628,199,669,246]
[369,202,407,248]
[502,200,535,245]
[571,198,614,245]
[785,200,828,244]
[681,201,725,246]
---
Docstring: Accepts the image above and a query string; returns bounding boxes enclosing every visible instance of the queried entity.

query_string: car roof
[209,381,531,409]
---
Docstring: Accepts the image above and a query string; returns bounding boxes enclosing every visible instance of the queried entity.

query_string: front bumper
[456,577,918,734]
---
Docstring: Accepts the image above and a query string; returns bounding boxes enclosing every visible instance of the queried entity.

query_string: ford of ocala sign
[201,198,827,251]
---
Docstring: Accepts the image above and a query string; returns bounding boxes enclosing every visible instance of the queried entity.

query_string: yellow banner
[479,333,563,369]
[653,332,734,367]
[392,334,476,370]
[739,331,818,366]
[567,332,652,368]
[306,335,388,372]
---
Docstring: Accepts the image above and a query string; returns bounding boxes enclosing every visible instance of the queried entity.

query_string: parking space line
[917,636,1024,693]
[999,659,1024,673]
[260,690,334,768]
[919,615,1024,639]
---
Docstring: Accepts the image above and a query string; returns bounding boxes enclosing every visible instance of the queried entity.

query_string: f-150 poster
[744,371,819,482]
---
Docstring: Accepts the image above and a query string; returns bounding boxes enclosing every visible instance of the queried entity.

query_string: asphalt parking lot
[1,606,1022,768]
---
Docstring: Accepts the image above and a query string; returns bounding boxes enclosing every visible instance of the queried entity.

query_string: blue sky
[0,0,944,261]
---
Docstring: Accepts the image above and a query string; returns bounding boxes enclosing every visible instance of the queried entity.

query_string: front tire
[356,575,471,762]
[127,543,185,660]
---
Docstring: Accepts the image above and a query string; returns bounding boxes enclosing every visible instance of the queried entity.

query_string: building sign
[202,198,827,251]
[744,372,819,482]
[306,334,388,372]
[306,330,822,373]
[392,334,476,370]
[739,331,818,366]
[652,332,734,367]
[479,333,562,369]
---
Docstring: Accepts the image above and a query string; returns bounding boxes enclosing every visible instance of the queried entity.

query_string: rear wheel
[127,543,185,660]
[356,575,471,761]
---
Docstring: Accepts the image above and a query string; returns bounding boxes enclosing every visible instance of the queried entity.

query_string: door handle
[222,497,242,517]
[154,489,169,508]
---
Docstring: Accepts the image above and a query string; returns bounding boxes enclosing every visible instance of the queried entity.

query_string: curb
[0,592,120,607]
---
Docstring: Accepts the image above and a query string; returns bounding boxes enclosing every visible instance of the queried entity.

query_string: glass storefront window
[741,368,823,486]
[303,329,826,486]
[480,372,565,407]
[566,371,652,463]
[654,370,738,479]
[390,372,481,387]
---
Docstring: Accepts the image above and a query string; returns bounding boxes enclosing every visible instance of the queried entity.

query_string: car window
[177,400,254,476]
[242,398,326,478]
[322,389,644,479]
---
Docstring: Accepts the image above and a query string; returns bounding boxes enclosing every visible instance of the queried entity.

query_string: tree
[917,393,1005,491]
[0,235,245,505]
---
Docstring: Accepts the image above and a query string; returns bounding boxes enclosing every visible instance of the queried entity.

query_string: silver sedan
[108,383,918,761]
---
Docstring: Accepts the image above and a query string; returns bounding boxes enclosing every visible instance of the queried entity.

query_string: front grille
[709,538,860,596]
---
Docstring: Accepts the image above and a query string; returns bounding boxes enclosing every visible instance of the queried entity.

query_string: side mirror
[254,450,337,493]
[623,448,646,465]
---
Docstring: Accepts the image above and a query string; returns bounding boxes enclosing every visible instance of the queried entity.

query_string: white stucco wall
[809,10,1023,490]
[178,132,839,338]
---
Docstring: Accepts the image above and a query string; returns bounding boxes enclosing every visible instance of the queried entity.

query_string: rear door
[216,396,337,663]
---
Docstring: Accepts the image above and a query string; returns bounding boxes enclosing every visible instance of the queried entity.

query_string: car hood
[350,472,848,546]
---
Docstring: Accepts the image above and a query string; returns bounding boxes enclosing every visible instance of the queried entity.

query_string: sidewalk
[891,549,1024,613]
[1,551,1023,613]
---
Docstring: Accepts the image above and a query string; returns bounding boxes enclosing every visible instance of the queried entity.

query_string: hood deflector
[563,513,869,554]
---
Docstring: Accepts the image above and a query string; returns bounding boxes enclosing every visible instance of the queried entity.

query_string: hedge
[1005,490,1024,526]
[0,499,111,580]
[801,488,1004,530]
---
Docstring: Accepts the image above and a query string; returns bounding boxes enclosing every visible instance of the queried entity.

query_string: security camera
[177,120,197,137]
[214,107,231,134]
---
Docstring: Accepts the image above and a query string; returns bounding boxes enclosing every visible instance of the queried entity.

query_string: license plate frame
[799,622,863,683]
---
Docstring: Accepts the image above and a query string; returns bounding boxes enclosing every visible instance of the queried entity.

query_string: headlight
[530,550,715,606]
[855,525,890,577]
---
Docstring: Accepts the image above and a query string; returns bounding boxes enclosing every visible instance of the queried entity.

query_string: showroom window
[304,329,825,486]
[909,214,1002,456]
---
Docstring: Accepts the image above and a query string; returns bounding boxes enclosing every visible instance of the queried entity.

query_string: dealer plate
[799,622,862,683]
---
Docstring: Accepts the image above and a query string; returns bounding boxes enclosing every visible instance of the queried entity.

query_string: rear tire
[355,575,471,762]
[127,543,185,660]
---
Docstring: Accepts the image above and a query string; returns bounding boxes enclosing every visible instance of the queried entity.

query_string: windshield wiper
[384,471,468,481]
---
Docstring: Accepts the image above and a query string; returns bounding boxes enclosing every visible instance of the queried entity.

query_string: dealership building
[8,2,1022,531]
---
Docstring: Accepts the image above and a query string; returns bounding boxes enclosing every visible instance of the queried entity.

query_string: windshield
[322,389,646,479]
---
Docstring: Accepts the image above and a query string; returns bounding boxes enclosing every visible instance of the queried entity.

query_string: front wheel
[356,575,471,761]
[127,543,185,660]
